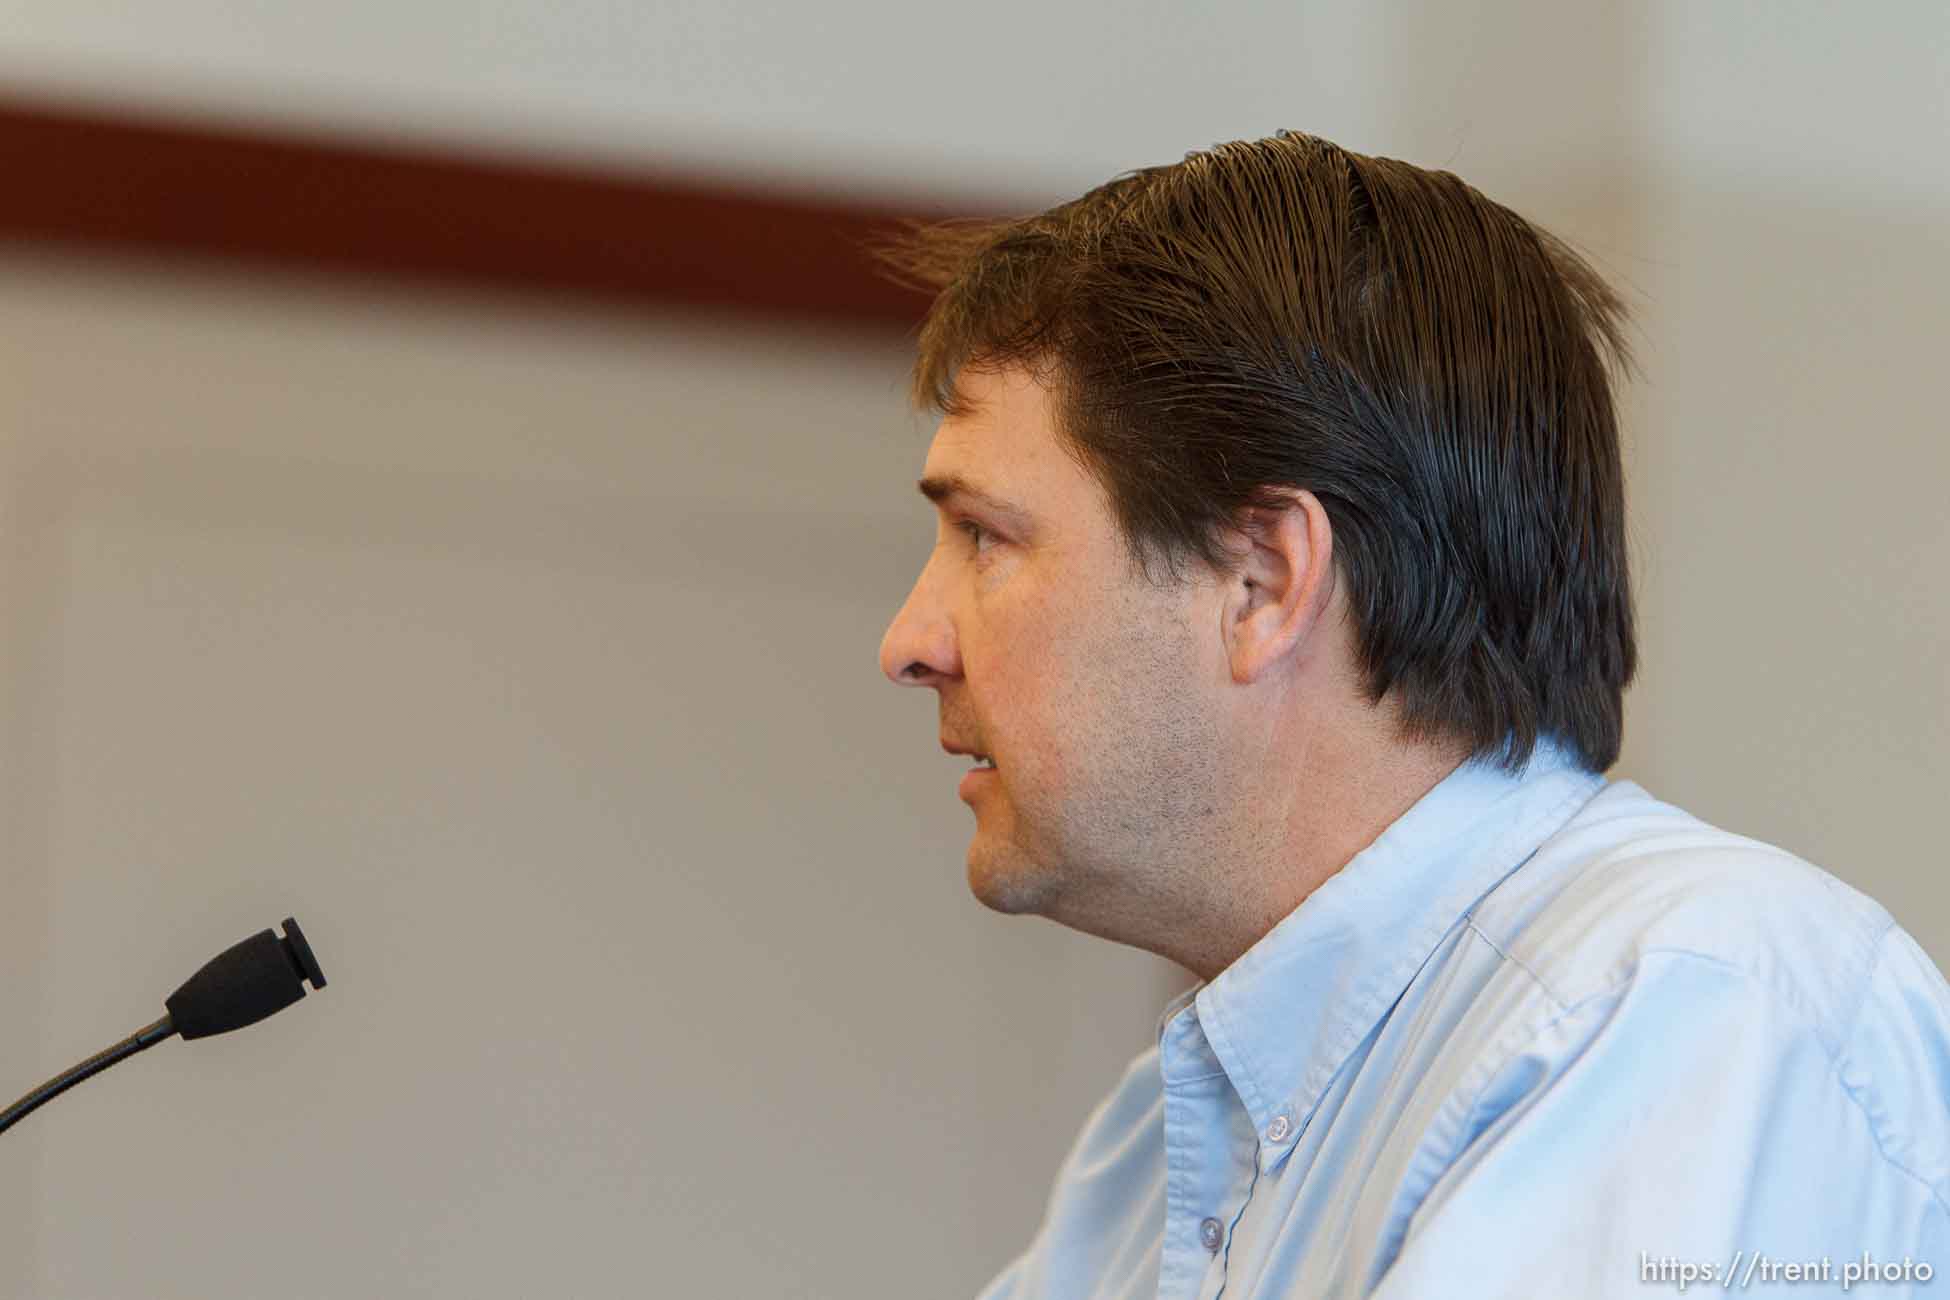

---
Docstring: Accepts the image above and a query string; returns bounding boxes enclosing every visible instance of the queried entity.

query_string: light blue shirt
[976,744,1950,1297]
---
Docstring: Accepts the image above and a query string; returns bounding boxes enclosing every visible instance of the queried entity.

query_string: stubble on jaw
[966,571,1245,960]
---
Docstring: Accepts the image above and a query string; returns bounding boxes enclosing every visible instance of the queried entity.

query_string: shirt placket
[1158,1014,1261,1300]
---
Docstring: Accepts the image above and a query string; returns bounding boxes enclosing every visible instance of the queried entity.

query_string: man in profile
[877,132,1950,1297]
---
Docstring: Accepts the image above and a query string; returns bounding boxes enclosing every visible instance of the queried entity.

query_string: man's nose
[879,572,959,688]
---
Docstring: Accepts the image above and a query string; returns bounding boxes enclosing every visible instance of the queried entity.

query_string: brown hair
[876,131,1637,773]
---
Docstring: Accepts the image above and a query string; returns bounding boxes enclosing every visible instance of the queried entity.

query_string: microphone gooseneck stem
[0,1014,177,1136]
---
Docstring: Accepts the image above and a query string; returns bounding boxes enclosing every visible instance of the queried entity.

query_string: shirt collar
[1155,741,1605,1149]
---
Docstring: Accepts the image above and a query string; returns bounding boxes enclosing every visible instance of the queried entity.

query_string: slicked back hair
[876,131,1637,774]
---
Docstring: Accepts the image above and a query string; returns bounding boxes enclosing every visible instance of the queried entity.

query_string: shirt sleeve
[1366,947,1950,1298]
[974,1249,1031,1300]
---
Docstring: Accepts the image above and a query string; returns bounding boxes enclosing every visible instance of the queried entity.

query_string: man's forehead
[945,363,1050,420]
[915,364,1090,530]
[924,366,1055,463]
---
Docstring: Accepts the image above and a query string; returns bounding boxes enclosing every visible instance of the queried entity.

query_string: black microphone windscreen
[165,928,310,1041]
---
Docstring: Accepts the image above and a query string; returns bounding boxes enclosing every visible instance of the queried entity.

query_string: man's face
[879,365,1236,937]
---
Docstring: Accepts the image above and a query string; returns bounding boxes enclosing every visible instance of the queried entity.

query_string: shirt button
[1266,1114,1291,1143]
[1199,1217,1224,1253]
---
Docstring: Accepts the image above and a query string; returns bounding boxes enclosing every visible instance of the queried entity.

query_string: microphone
[0,916,327,1135]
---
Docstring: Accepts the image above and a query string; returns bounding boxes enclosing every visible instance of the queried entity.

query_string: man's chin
[966,847,1058,916]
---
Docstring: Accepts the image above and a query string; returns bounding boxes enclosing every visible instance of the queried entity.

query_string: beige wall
[0,263,1173,1295]
[1614,4,1950,950]
[2,2,1946,1297]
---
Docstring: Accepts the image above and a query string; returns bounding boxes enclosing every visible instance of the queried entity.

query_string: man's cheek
[1018,678,1105,795]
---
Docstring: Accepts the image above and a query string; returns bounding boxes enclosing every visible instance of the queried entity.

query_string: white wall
[1,1,1946,1297]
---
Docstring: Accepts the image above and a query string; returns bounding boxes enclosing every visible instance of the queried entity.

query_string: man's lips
[958,765,998,800]
[943,740,996,797]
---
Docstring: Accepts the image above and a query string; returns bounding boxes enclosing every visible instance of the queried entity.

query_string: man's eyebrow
[916,474,1033,523]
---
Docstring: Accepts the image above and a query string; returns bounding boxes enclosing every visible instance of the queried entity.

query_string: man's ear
[1219,489,1336,685]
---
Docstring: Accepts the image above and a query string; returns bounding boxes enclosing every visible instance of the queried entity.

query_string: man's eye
[956,520,993,551]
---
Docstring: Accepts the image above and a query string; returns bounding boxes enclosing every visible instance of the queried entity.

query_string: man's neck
[1170,728,1472,983]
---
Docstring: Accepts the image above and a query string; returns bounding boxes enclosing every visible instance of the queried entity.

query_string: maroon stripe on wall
[0,94,1000,330]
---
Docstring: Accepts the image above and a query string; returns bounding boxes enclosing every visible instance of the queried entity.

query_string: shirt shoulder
[1459,779,1950,1208]
[1471,779,1897,1045]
